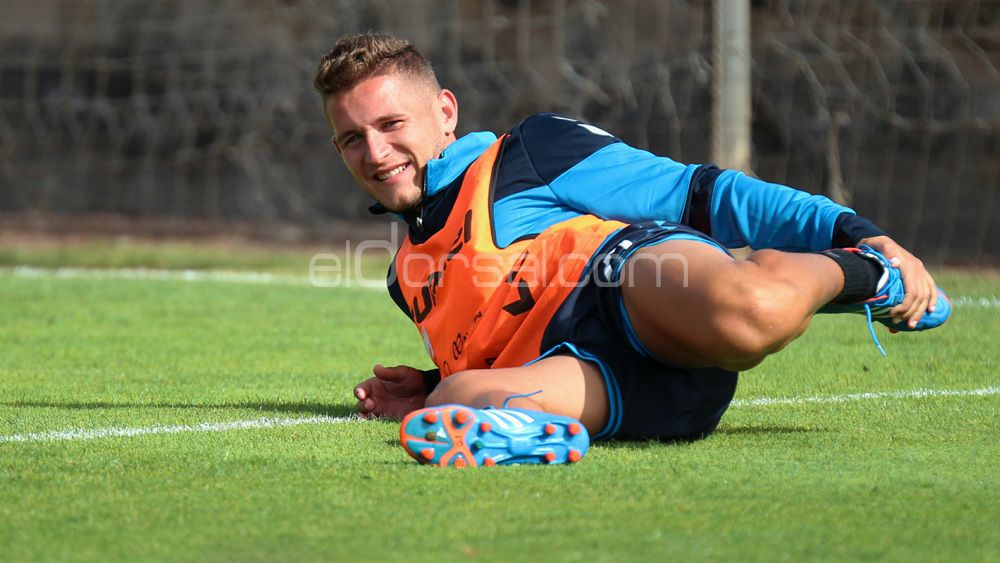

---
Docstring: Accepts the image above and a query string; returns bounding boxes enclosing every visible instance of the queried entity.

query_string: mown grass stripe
[4,267,1000,308]
[2,387,996,445]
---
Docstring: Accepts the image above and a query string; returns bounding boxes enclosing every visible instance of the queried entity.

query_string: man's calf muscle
[426,355,610,434]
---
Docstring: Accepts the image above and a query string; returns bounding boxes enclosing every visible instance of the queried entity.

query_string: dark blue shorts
[537,222,739,441]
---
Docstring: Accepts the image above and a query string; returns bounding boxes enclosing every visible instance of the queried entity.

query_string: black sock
[818,249,884,303]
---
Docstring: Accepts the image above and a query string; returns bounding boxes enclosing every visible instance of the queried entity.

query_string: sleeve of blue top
[709,169,859,251]
[528,114,883,250]
[547,146,854,250]
[545,142,694,225]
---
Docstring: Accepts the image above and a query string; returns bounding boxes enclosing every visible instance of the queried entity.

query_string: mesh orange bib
[394,136,626,377]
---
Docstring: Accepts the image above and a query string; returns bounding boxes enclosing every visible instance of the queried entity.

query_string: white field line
[730,386,1000,408]
[2,265,314,286]
[2,265,389,290]
[0,415,355,444]
[0,266,385,292]
[1,387,997,445]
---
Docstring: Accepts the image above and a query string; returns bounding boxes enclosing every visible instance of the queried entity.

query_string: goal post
[712,0,753,174]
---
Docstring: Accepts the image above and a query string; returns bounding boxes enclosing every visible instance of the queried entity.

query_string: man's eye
[343,134,361,146]
[384,120,403,130]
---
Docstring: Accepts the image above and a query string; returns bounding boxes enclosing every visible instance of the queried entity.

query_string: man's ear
[437,88,459,136]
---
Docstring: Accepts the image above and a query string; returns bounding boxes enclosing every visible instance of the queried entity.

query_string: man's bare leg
[622,240,845,371]
[426,355,610,435]
[359,241,843,431]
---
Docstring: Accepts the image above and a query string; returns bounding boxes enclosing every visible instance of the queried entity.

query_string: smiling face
[325,72,458,213]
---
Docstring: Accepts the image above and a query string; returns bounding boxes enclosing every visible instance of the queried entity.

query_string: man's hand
[353,364,427,420]
[857,235,938,329]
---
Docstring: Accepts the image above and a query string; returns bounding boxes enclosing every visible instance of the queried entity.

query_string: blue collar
[425,131,497,196]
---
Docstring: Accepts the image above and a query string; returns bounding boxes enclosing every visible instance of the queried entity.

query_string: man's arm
[547,148,868,252]
[519,114,856,251]
[512,114,939,325]
[705,170,868,251]
[701,172,939,325]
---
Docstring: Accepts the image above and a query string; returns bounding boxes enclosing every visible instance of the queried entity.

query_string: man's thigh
[620,238,755,367]
[428,346,737,442]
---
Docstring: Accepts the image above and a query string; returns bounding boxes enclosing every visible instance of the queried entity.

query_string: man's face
[325,72,458,213]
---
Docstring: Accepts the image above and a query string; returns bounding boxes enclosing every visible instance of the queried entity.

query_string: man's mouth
[375,163,410,181]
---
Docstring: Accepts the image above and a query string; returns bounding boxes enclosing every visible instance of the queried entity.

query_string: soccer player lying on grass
[314,32,951,467]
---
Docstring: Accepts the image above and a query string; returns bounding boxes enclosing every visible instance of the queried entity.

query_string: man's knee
[425,369,522,408]
[425,371,476,407]
[707,277,807,364]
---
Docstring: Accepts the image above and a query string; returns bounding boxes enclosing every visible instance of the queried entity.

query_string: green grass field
[1,243,998,562]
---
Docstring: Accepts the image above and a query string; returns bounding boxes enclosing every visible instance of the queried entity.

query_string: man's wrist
[833,212,887,247]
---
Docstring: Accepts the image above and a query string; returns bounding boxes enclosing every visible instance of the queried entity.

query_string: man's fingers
[373,364,399,381]
[355,364,426,420]
[362,397,375,413]
[911,284,932,324]
[899,281,925,325]
[354,377,377,401]
[891,261,935,328]
[859,236,939,329]
[889,256,911,324]
[906,302,926,328]
[354,377,387,413]
[927,278,939,312]
[356,395,377,416]
[373,363,414,382]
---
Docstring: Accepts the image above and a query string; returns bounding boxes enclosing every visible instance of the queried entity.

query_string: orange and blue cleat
[400,403,590,468]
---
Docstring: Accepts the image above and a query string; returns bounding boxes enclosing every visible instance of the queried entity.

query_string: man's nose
[364,132,391,164]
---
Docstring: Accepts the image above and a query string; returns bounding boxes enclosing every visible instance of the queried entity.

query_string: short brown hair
[314,32,440,100]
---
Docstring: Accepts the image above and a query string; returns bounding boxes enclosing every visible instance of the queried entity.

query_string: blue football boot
[820,244,951,354]
[400,403,590,468]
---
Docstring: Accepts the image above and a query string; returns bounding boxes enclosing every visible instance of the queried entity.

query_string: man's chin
[363,186,421,214]
[380,198,423,215]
